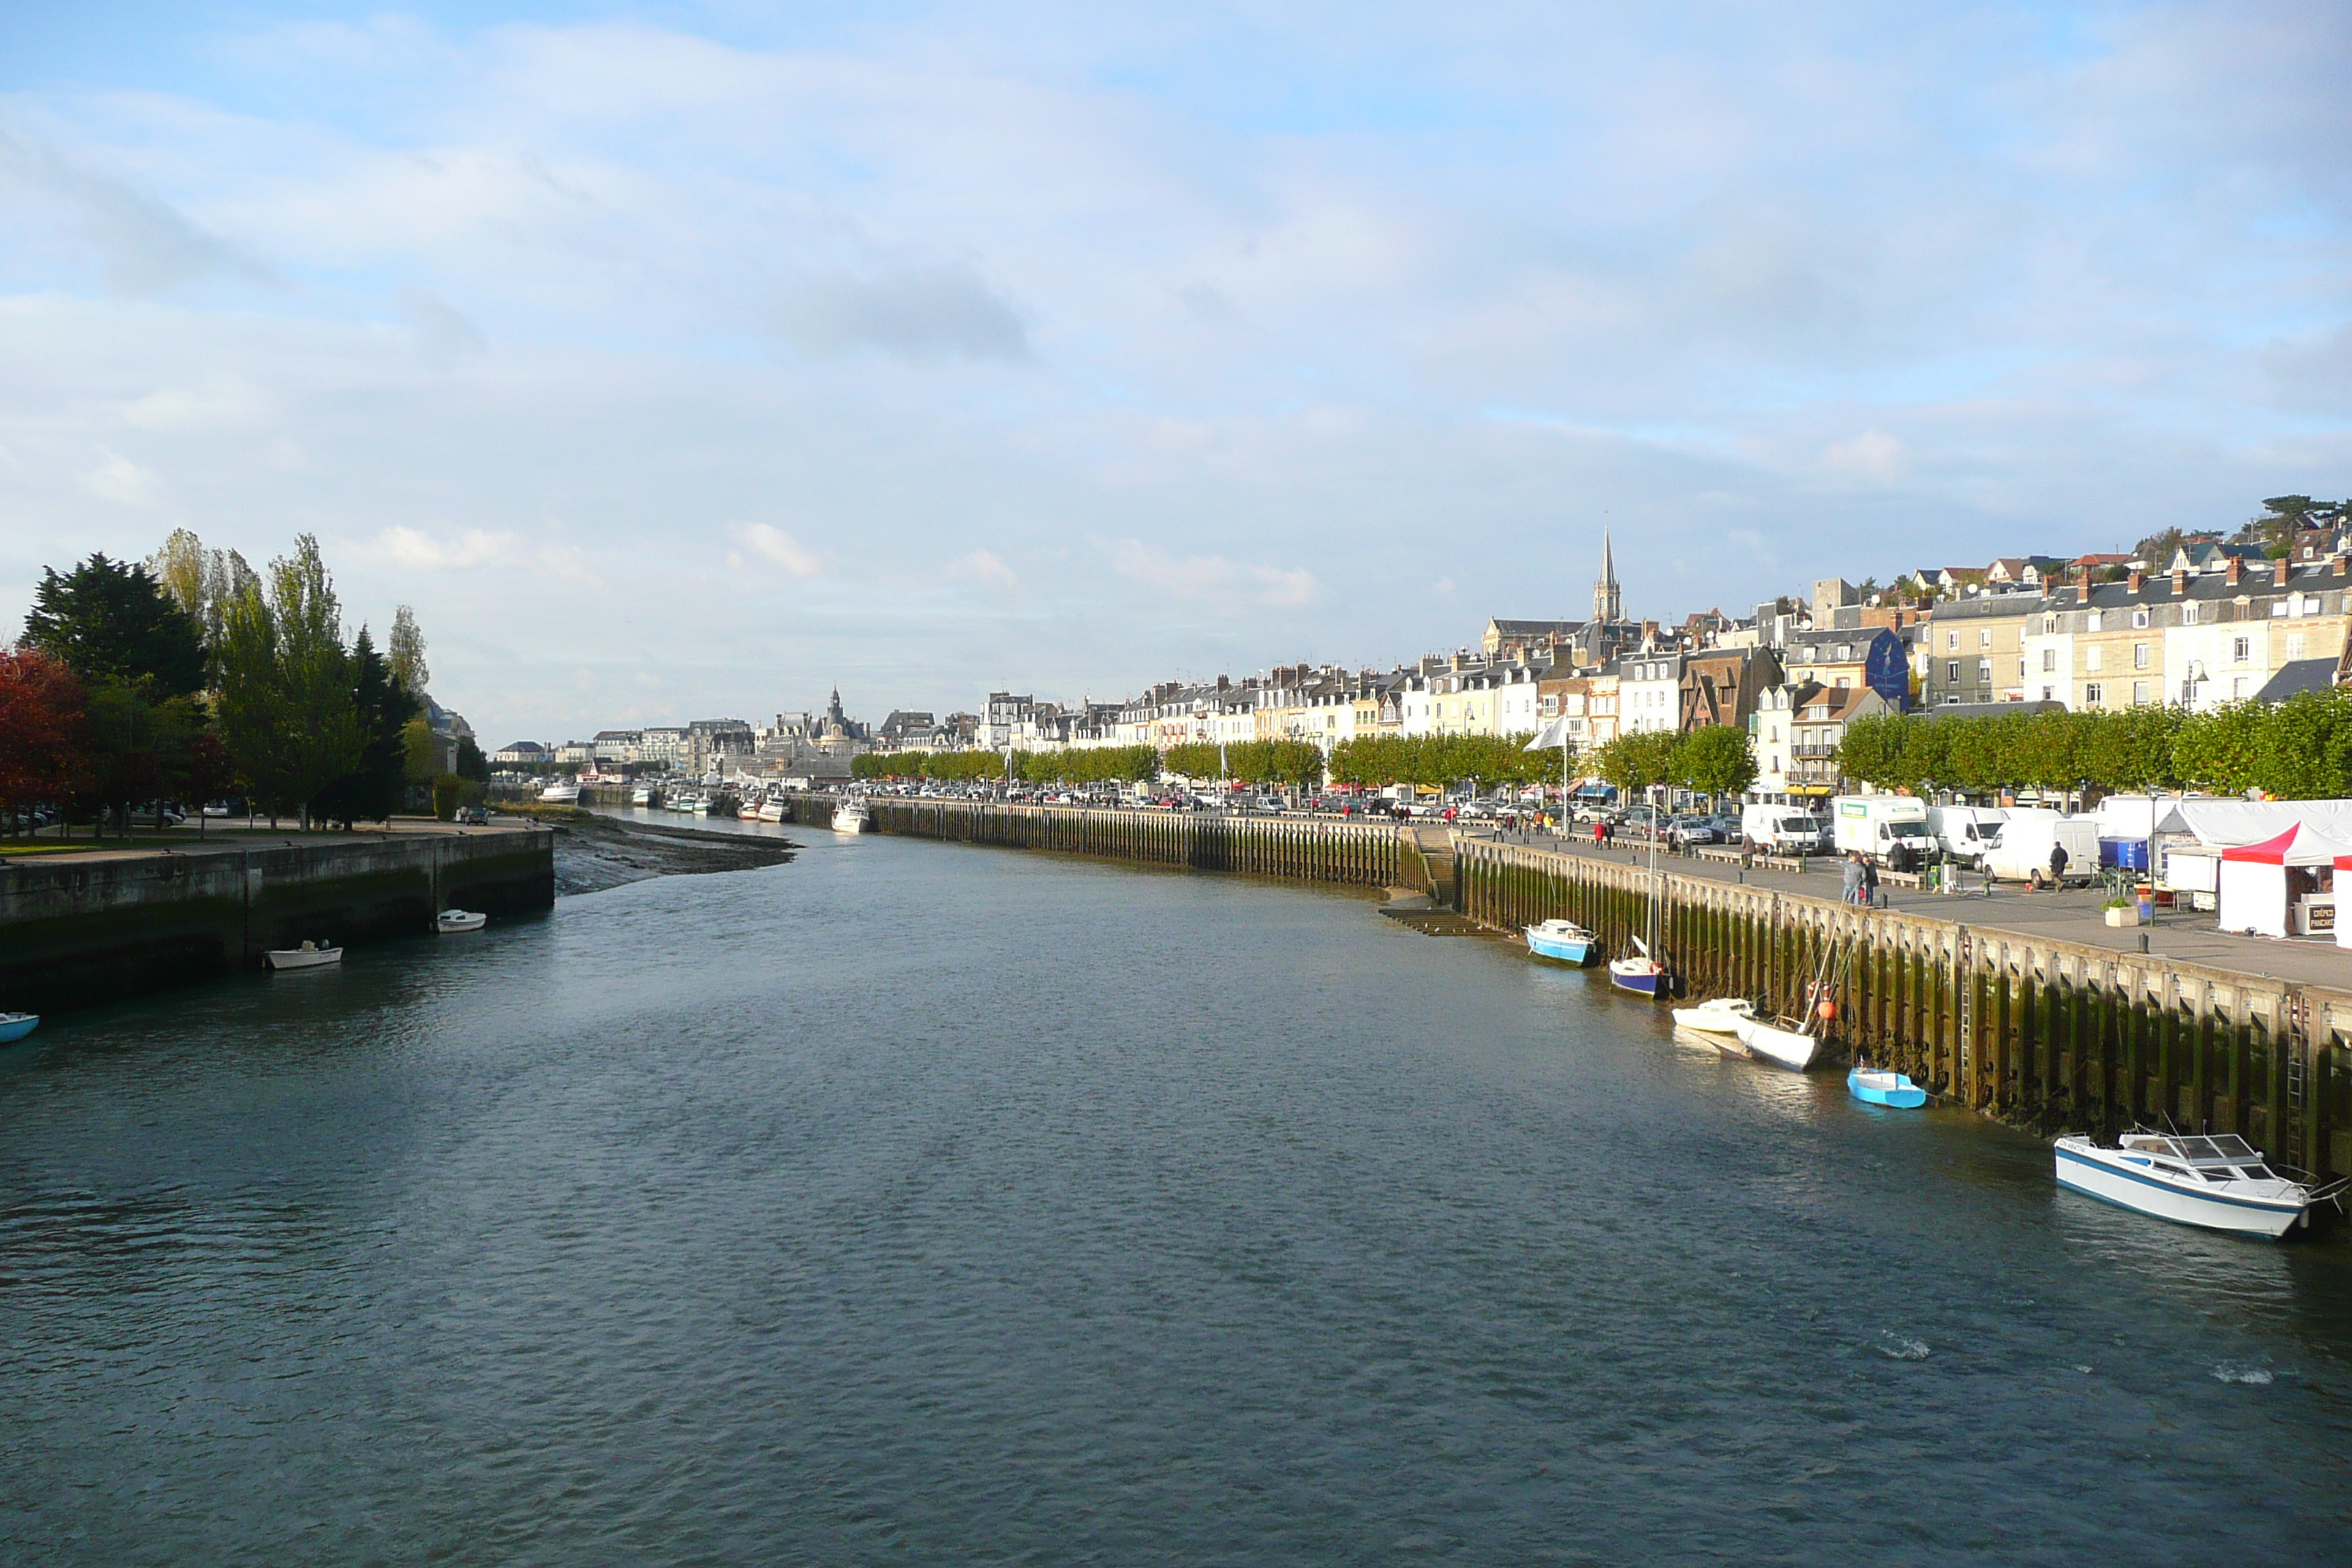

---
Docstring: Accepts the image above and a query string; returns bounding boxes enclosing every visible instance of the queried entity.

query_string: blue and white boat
[2054,1129,2343,1239]
[1608,942,1667,998]
[1523,918,1597,965]
[0,1011,39,1045]
[1847,1066,1927,1108]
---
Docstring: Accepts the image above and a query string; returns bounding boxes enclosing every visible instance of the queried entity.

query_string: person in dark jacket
[2048,842,2070,887]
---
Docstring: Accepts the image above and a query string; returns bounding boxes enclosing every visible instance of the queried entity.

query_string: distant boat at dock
[1848,1067,1926,1107]
[540,779,581,804]
[758,798,786,823]
[265,941,342,971]
[435,910,486,934]
[832,800,870,834]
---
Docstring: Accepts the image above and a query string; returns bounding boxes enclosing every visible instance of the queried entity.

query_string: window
[2084,682,2103,704]
[2087,611,2104,632]
[2041,685,2055,701]
[2288,634,2306,660]
[1945,630,1959,652]
[2134,643,2150,669]
[1977,660,1991,682]
[2018,658,2027,680]
[2182,603,2199,625]
[2133,608,2151,629]
[1978,630,1991,649]
[2133,681,2148,705]
[1836,676,1850,689]
[2232,636,2250,663]
[2233,676,2249,699]
[2086,647,2103,672]
[2272,600,2289,618]
[2043,615,2057,633]
[2041,649,2057,672]
[1947,661,1960,683]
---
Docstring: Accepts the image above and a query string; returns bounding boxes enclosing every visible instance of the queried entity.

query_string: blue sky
[2,2,2347,742]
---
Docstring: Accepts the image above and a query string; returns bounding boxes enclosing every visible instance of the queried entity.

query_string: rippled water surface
[4,826,2350,1565]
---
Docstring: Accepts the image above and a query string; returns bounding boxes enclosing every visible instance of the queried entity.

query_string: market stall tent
[2218,825,2352,938]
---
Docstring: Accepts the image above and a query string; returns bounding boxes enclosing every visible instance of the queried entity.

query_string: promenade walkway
[1461,826,2352,990]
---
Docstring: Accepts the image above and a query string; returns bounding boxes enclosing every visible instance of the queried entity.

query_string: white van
[1831,795,1931,863]
[1982,809,2100,888]
[1926,805,2008,866]
[1741,802,1829,853]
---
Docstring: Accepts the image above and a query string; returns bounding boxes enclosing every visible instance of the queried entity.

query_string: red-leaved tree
[0,648,93,834]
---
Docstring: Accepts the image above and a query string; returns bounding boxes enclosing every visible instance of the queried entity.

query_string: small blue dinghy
[0,1011,39,1046]
[1848,1066,1926,1108]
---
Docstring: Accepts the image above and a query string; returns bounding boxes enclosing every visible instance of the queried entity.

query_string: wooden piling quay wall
[868,800,1401,888]
[1458,838,2352,1171]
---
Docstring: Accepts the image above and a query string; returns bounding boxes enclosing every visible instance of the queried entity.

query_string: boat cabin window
[2236,1166,2272,1181]
[2153,1161,2194,1177]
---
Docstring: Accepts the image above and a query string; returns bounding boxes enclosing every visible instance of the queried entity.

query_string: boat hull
[1847,1067,1926,1107]
[1732,1017,1819,1071]
[0,1013,39,1045]
[832,810,869,834]
[1607,960,1665,997]
[1525,930,1596,965]
[265,947,343,971]
[435,911,486,934]
[1670,1001,1754,1034]
[2054,1142,2303,1238]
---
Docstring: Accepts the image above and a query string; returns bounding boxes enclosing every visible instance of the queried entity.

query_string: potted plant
[2103,892,2140,927]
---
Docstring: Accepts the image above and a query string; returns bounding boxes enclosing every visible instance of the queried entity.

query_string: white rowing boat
[1670,998,1755,1034]
[435,909,486,934]
[265,941,342,971]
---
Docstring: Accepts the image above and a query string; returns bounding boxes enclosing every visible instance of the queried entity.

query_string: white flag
[1524,717,1572,750]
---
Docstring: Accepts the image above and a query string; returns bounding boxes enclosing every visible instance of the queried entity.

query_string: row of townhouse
[1917,554,2352,713]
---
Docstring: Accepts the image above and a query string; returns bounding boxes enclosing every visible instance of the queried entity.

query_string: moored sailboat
[1523,918,1597,965]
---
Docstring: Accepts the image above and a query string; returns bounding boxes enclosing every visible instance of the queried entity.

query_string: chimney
[2274,557,2291,588]
[2128,569,2144,593]
[2226,556,2242,587]
[2333,554,2348,578]
[2171,567,2187,596]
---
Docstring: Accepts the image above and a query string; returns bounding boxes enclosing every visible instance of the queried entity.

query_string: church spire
[1594,530,1621,623]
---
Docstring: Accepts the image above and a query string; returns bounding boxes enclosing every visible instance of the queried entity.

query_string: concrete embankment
[867,800,2352,1184]
[0,827,553,1014]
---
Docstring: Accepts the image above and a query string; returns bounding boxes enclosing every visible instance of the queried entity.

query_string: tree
[389,605,429,695]
[1667,725,1754,799]
[20,554,207,696]
[314,627,421,827]
[146,529,260,684]
[0,649,91,833]
[181,728,237,837]
[1835,714,1912,790]
[213,536,364,827]
[1591,730,1681,794]
[81,682,204,834]
[2131,527,2188,573]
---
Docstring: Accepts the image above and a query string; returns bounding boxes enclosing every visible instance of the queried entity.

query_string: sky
[1,2,2347,744]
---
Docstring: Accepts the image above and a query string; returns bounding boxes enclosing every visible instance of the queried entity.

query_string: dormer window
[2043,615,2056,633]
[2087,611,2103,632]
[2182,603,2199,625]
[2132,608,2151,630]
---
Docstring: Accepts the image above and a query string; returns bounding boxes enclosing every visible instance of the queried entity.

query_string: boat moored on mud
[1523,919,1597,965]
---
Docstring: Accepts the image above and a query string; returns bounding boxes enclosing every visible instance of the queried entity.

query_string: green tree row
[5,533,461,834]
[1161,739,1324,788]
[1326,734,1550,791]
[851,750,1007,782]
[1584,725,1758,800]
[1837,694,2352,800]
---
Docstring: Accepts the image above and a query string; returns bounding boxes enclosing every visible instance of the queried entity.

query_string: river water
[4,821,2348,1565]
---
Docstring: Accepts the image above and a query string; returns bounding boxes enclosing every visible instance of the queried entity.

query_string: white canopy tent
[2217,824,2352,938]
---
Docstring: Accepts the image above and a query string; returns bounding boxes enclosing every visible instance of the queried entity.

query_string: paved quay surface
[1458,826,2352,989]
[0,817,542,867]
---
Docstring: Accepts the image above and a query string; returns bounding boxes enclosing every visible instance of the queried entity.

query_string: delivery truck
[1831,795,1931,863]
[1980,808,2100,889]
[1926,804,2008,867]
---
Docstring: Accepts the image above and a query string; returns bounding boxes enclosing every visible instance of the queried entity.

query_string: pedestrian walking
[2048,840,2070,889]
[1863,856,1882,908]
[1841,851,1866,905]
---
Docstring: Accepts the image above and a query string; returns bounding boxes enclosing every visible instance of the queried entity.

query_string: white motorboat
[737,799,764,821]
[540,779,581,804]
[1670,997,1756,1034]
[435,909,487,934]
[265,940,342,971]
[758,799,786,823]
[832,800,870,834]
[630,785,656,807]
[1732,1014,1822,1071]
[0,1011,39,1045]
[1523,919,1597,965]
[2054,1129,2345,1238]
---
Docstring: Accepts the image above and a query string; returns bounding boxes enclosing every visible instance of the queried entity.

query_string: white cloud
[728,523,822,577]
[76,450,162,506]
[1821,429,1908,484]
[947,548,1022,591]
[1106,539,1318,611]
[363,526,519,570]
